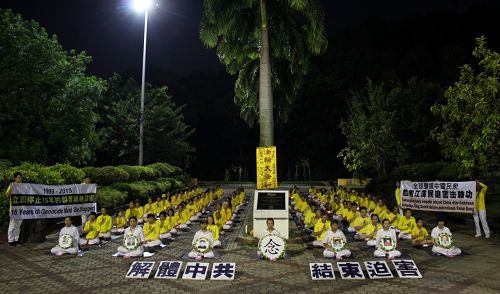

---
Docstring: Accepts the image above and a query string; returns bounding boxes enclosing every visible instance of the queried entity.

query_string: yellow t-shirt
[144,203,155,215]
[115,216,126,228]
[84,221,99,239]
[157,219,171,234]
[358,223,382,236]
[154,202,164,214]
[411,226,429,241]
[135,206,144,218]
[398,216,416,233]
[395,187,401,206]
[207,224,220,241]
[350,216,370,228]
[314,220,331,241]
[143,222,160,241]
[476,182,487,211]
[125,208,136,220]
[96,215,112,233]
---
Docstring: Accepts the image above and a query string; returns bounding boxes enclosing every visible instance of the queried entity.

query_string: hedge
[0,161,186,233]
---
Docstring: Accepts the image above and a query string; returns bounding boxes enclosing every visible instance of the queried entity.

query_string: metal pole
[139,10,148,166]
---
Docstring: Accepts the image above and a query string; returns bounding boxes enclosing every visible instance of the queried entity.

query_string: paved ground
[1,185,500,294]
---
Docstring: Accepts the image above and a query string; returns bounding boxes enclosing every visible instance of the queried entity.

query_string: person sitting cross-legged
[80,212,100,246]
[111,210,126,234]
[143,213,162,248]
[323,220,351,260]
[51,216,80,256]
[117,216,145,258]
[207,215,222,248]
[397,209,417,240]
[431,218,461,257]
[96,207,112,240]
[374,218,401,260]
[348,206,370,233]
[312,212,331,247]
[188,219,215,260]
[412,218,432,248]
[157,211,173,240]
[354,214,381,246]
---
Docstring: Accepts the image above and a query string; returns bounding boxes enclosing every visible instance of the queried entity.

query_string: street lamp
[133,0,153,166]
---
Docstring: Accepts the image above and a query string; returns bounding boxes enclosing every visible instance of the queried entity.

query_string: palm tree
[200,0,327,146]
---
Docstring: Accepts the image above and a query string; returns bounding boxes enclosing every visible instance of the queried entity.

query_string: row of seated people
[51,187,247,258]
[77,187,225,248]
[291,188,461,257]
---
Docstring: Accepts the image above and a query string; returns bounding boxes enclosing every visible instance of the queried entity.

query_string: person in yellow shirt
[390,206,401,227]
[96,207,112,239]
[80,212,100,246]
[348,207,370,233]
[157,211,173,240]
[111,210,126,234]
[474,181,490,238]
[144,197,155,216]
[207,215,222,248]
[312,213,331,247]
[373,198,386,216]
[134,200,144,224]
[344,203,360,225]
[161,194,171,211]
[125,201,136,223]
[154,196,164,215]
[354,214,381,246]
[397,209,416,240]
[166,209,178,234]
[395,181,402,215]
[176,204,190,229]
[366,195,376,213]
[412,218,432,247]
[143,214,162,247]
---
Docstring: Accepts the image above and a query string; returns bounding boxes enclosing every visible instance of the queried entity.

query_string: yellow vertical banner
[256,146,278,190]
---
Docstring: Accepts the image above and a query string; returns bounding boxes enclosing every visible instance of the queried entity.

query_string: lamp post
[133,0,153,166]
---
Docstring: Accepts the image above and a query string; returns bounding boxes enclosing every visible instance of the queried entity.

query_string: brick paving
[1,185,500,293]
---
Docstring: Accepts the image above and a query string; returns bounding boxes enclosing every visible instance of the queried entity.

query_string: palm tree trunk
[259,0,274,147]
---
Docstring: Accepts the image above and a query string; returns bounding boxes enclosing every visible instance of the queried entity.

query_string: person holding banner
[51,216,80,256]
[80,212,100,246]
[374,219,401,259]
[96,207,112,240]
[117,216,145,258]
[6,172,23,247]
[81,175,92,228]
[474,181,490,238]
[312,213,331,247]
[397,209,417,240]
[431,219,461,257]
[395,181,402,215]
[322,220,351,260]
[188,219,215,260]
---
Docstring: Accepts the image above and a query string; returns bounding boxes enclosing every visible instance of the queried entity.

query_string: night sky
[1,0,497,77]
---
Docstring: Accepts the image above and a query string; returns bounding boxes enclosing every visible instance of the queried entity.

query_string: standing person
[6,172,23,246]
[395,181,402,215]
[474,181,490,238]
[81,175,92,228]
[50,217,80,256]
